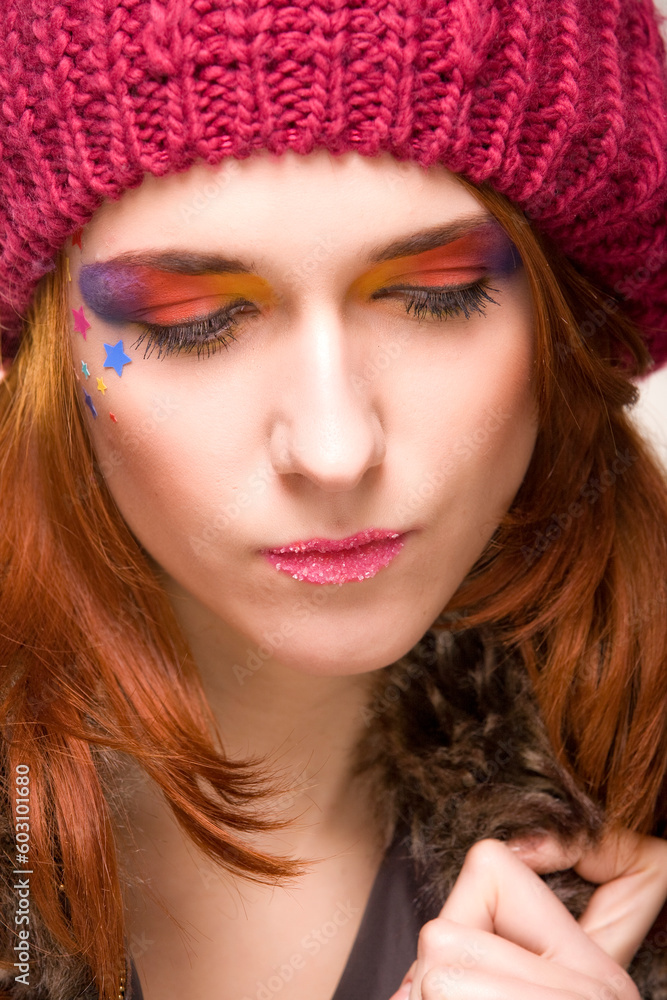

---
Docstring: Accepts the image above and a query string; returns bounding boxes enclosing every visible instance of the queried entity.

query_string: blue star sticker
[81,360,90,378]
[83,389,97,418]
[103,340,132,378]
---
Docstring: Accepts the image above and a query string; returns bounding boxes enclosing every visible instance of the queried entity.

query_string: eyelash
[130,280,499,360]
[372,280,499,321]
[130,301,247,360]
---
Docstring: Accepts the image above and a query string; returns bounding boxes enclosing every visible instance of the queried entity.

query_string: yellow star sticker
[96,377,107,394]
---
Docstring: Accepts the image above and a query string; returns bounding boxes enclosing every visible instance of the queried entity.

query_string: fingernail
[507,834,548,853]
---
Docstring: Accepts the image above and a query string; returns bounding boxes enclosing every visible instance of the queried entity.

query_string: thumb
[506,832,587,873]
[507,829,667,967]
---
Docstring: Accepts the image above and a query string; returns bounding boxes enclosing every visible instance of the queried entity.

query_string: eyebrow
[87,213,496,275]
[365,213,495,264]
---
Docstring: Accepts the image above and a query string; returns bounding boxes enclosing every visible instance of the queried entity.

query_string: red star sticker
[72,306,91,339]
[71,228,83,249]
[109,412,118,423]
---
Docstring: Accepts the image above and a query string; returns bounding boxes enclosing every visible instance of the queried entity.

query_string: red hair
[445,181,667,835]
[1,186,666,996]
[0,256,311,998]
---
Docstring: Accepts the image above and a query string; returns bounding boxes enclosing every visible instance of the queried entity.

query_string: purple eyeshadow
[486,227,521,278]
[79,263,148,321]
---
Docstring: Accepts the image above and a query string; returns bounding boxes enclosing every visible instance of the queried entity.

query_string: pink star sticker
[72,306,91,339]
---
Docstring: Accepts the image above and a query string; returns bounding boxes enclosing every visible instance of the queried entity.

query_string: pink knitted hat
[1,0,667,366]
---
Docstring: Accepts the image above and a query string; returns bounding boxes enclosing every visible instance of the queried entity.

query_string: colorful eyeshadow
[78,219,519,336]
[80,264,155,321]
[79,263,270,326]
[353,221,520,299]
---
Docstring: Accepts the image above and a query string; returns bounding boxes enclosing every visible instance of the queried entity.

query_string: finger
[406,917,622,998]
[415,967,637,1000]
[506,828,649,881]
[576,834,667,967]
[506,831,588,873]
[436,839,625,982]
[507,830,667,966]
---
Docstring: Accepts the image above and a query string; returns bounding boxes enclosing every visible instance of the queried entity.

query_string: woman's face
[68,150,537,677]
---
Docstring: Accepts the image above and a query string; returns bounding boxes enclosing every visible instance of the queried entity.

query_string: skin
[67,148,537,850]
[390,832,667,1000]
[64,150,666,999]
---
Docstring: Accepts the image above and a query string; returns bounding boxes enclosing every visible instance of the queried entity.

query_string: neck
[160,574,383,856]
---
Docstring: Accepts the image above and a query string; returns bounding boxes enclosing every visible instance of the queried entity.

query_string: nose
[269,309,386,492]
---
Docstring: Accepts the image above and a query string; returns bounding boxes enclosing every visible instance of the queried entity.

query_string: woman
[0,2,666,999]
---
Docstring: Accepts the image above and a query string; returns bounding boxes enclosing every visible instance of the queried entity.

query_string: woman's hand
[505,828,667,968]
[387,834,666,1000]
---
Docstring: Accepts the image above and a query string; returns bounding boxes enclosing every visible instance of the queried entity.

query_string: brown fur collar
[2,628,666,998]
[351,628,667,999]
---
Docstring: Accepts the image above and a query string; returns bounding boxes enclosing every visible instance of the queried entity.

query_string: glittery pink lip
[261,529,407,584]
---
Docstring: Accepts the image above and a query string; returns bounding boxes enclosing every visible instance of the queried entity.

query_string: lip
[261,528,408,584]
[265,528,403,554]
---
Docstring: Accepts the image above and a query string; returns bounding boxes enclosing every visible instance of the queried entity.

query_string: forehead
[79,150,488,275]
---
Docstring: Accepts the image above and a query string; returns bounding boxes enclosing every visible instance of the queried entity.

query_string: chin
[257,615,432,678]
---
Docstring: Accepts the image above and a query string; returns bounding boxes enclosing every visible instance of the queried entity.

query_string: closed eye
[127,280,499,360]
[129,300,255,359]
[372,280,499,321]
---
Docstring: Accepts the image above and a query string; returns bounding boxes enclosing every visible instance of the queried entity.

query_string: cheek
[470,339,537,474]
[86,385,237,530]
[422,305,538,534]
[402,329,536,616]
[470,357,536,515]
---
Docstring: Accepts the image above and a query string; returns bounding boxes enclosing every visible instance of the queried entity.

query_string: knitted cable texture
[0,0,666,364]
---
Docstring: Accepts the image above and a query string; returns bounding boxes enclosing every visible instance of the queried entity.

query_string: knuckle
[614,969,641,1000]
[463,837,509,872]
[418,917,460,955]
[590,969,640,1000]
[421,965,450,999]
